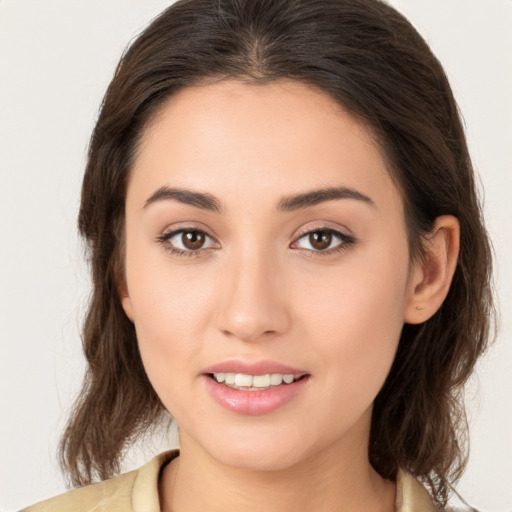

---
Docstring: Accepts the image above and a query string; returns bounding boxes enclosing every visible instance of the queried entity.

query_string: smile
[211,372,300,390]
[204,372,310,415]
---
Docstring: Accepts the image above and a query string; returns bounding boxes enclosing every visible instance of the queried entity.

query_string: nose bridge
[216,242,290,342]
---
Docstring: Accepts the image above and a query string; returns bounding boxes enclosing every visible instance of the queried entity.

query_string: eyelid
[157,222,356,258]
[290,224,356,255]
[292,222,355,245]
[156,225,220,258]
[294,223,353,239]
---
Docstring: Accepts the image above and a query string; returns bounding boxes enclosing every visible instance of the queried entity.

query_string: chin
[214,444,304,472]
[201,423,315,472]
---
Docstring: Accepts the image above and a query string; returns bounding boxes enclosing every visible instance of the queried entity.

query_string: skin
[120,80,459,512]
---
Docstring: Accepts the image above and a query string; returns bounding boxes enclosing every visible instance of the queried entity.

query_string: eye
[157,228,218,257]
[292,227,355,254]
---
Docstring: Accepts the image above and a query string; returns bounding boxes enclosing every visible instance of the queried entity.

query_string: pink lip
[201,359,310,416]
[202,359,308,376]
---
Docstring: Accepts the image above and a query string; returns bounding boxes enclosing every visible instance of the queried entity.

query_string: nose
[215,248,291,343]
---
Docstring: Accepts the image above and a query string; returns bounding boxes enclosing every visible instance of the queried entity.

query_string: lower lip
[204,375,310,415]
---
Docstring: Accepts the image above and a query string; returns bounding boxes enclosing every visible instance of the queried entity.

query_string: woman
[21,0,495,510]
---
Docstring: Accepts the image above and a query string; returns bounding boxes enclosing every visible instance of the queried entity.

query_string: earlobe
[117,275,135,322]
[404,215,460,325]
[121,295,134,322]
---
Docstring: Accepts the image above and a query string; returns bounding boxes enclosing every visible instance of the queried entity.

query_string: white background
[0,1,511,511]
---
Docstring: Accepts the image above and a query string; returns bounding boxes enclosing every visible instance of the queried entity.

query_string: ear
[120,289,134,323]
[404,215,460,324]
[117,272,134,323]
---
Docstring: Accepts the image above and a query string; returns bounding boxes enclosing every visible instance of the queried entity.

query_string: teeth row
[213,372,297,388]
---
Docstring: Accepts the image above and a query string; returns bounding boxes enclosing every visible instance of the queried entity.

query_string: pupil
[183,231,204,250]
[310,231,331,250]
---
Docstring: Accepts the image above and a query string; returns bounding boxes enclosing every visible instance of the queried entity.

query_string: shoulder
[395,470,479,512]
[20,450,178,512]
[396,469,438,512]
[20,470,138,512]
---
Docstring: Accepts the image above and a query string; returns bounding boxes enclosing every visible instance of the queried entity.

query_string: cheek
[295,240,409,404]
[124,244,218,402]
[131,275,199,343]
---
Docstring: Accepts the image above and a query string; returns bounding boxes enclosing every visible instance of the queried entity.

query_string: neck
[159,426,396,512]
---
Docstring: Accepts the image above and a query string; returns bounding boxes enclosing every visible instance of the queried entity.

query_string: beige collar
[133,450,437,512]
[23,449,437,512]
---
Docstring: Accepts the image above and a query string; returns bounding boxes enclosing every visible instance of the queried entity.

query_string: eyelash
[156,226,356,259]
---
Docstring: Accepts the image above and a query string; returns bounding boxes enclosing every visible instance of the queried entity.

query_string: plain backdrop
[1,1,511,511]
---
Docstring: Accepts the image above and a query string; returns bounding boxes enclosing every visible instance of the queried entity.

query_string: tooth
[215,372,225,383]
[235,373,253,387]
[225,373,236,385]
[253,374,271,388]
[270,374,283,385]
[283,374,294,384]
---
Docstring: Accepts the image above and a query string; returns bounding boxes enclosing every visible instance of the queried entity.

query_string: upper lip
[202,359,309,376]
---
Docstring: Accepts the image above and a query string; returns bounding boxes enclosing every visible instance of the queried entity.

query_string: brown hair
[60,0,494,506]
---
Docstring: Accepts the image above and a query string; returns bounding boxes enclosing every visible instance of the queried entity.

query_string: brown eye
[182,230,206,250]
[159,228,217,255]
[294,228,354,254]
[309,231,332,250]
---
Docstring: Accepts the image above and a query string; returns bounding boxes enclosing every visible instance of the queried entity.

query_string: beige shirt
[22,450,437,512]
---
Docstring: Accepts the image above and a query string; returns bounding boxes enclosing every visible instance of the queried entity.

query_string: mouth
[207,372,308,391]
[201,360,311,415]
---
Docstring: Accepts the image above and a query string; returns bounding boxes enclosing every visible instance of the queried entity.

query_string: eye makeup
[156,224,356,259]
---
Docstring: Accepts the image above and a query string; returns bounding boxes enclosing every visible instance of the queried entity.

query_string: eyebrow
[144,186,222,212]
[143,185,375,212]
[277,186,375,211]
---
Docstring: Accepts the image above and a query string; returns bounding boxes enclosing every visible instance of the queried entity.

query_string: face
[121,80,416,471]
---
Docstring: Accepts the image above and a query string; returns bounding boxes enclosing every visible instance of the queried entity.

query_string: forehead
[129,80,402,219]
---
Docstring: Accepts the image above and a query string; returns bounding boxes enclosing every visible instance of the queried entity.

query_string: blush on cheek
[301,260,406,398]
